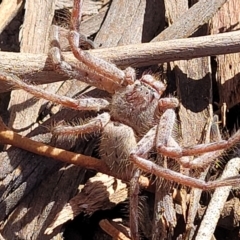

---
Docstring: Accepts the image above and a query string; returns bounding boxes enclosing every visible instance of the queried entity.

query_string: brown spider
[1,0,240,239]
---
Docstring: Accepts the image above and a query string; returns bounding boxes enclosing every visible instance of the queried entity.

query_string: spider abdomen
[99,121,137,178]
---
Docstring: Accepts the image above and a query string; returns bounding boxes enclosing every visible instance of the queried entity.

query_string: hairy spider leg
[69,0,127,85]
[49,0,137,92]
[130,168,141,240]
[129,108,240,239]
[130,126,157,240]
[156,110,240,159]
[155,110,229,169]
[130,109,240,190]
[49,25,121,93]
[0,116,108,172]
[0,72,110,111]
[52,112,110,136]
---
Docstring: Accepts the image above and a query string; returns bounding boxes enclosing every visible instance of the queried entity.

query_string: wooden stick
[0,117,150,188]
[0,116,108,172]
[0,0,24,34]
[153,0,228,41]
[1,30,240,92]
[196,158,240,240]
[99,219,131,240]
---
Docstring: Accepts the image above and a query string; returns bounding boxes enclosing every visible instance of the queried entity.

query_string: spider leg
[129,118,179,239]
[154,109,225,169]
[133,153,240,190]
[70,0,125,84]
[160,136,224,169]
[98,120,139,238]
[0,72,110,111]
[129,168,141,240]
[52,112,110,136]
[156,109,240,159]
[131,109,240,190]
[158,97,179,110]
[129,126,157,240]
[49,25,121,93]
[68,0,136,88]
[0,116,108,172]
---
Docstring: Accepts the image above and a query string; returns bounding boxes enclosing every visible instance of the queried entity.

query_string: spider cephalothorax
[110,74,169,137]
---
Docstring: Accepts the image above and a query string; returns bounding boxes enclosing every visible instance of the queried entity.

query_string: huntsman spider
[0,0,240,239]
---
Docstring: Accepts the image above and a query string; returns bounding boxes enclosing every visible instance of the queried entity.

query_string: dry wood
[99,219,131,240]
[196,158,240,240]
[198,197,240,230]
[211,0,240,122]
[219,197,240,228]
[94,0,165,47]
[57,0,227,49]
[186,115,222,239]
[45,173,128,234]
[20,0,56,53]
[80,4,109,37]
[164,0,188,25]
[1,30,240,93]
[0,116,108,172]
[1,1,77,239]
[0,154,87,239]
[55,0,73,9]
[8,0,57,137]
[153,0,228,41]
[0,0,24,34]
[55,1,109,37]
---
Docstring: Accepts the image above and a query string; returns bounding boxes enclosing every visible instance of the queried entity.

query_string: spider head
[140,74,166,96]
[123,67,166,97]
[111,74,164,137]
[123,74,166,108]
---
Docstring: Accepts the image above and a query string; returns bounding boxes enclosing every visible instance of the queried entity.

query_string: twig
[195,157,240,240]
[0,0,24,34]
[0,116,107,172]
[99,219,131,240]
[1,30,240,92]
[153,0,228,41]
[0,116,150,188]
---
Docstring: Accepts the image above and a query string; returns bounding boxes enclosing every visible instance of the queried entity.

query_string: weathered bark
[45,173,128,235]
[8,0,57,135]
[153,0,228,41]
[0,0,24,34]
[94,0,165,47]
[1,30,240,93]
[212,0,240,124]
